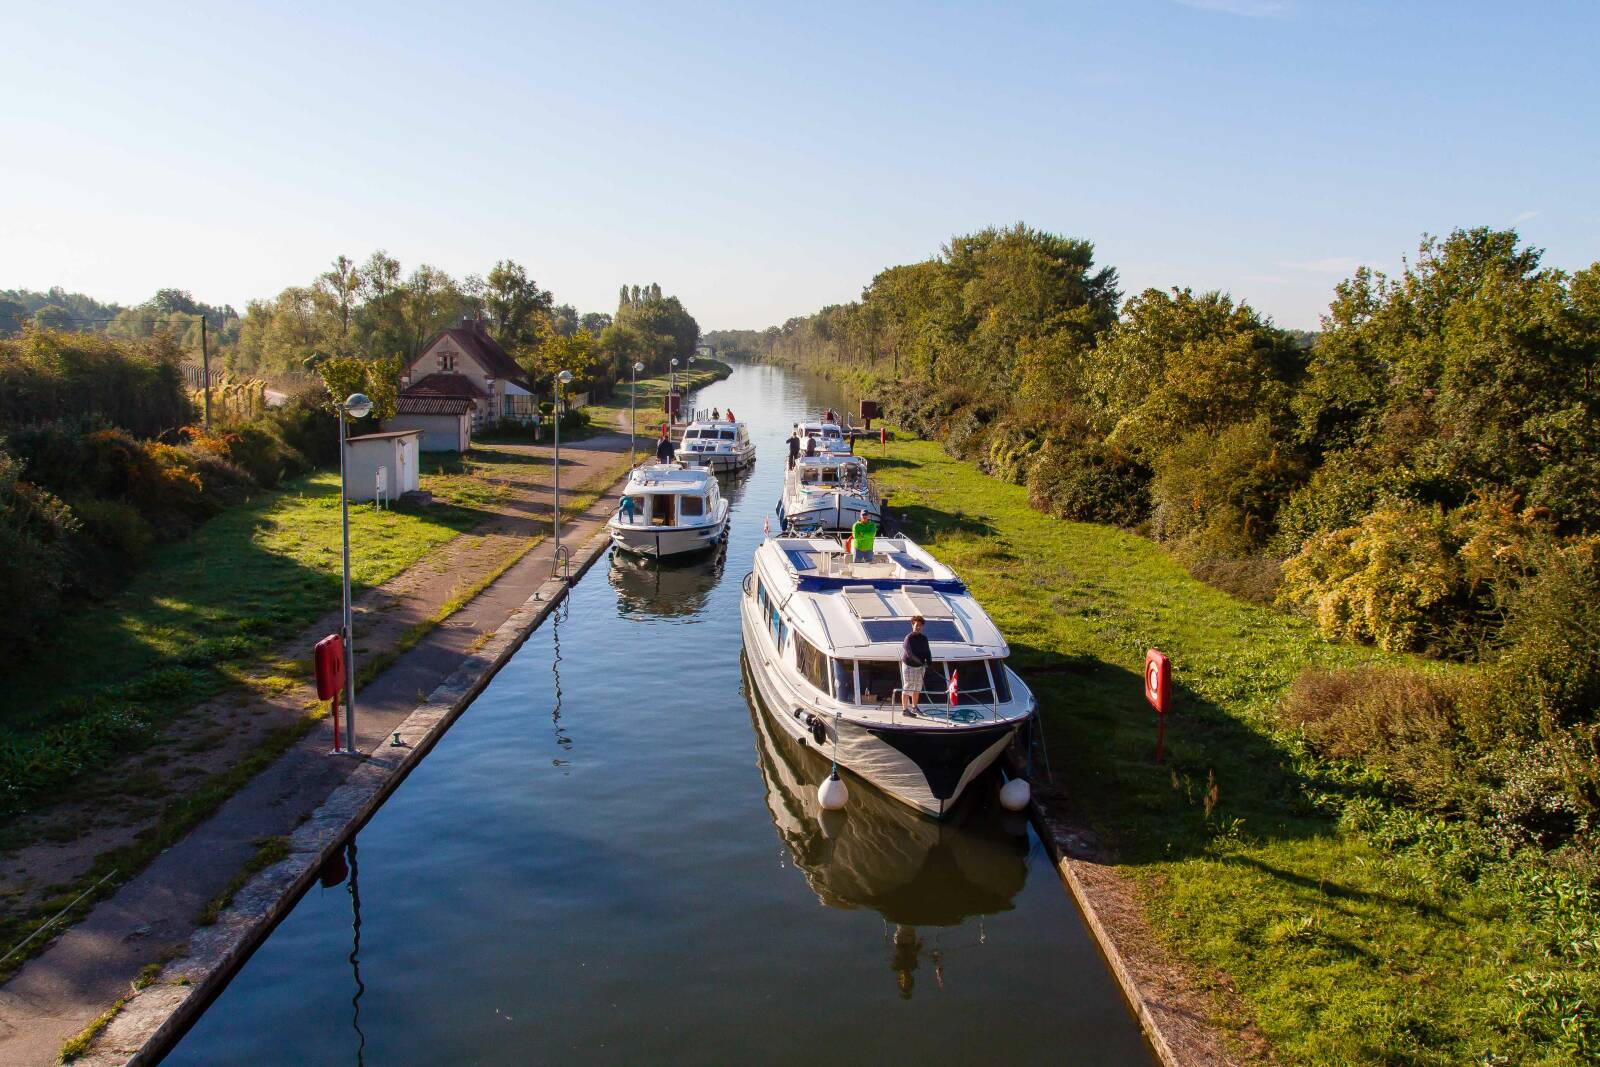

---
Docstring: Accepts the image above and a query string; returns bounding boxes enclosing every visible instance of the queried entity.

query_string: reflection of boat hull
[743,654,1028,924]
[609,504,729,558]
[740,600,1017,819]
[609,549,723,618]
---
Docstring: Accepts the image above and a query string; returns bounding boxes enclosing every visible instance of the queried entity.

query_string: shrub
[260,391,337,468]
[1272,452,1434,556]
[1027,440,1151,527]
[188,424,301,489]
[69,497,154,565]
[1150,417,1303,557]
[0,447,78,657]
[1484,540,1600,739]
[1279,665,1476,811]
[1278,504,1467,653]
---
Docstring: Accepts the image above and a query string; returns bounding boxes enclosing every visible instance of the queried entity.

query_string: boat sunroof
[842,585,893,618]
[861,618,963,643]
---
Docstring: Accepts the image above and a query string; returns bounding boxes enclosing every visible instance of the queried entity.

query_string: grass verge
[873,435,1569,1066]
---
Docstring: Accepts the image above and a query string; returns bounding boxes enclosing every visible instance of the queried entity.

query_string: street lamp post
[669,357,679,425]
[553,369,574,565]
[336,392,373,754]
[630,360,644,465]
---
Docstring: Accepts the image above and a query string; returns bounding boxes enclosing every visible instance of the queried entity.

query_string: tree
[0,299,26,337]
[484,260,553,348]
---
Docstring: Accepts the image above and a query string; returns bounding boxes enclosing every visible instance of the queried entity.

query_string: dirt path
[0,433,634,1066]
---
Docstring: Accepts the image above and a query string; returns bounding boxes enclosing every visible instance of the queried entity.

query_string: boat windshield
[844,658,1011,707]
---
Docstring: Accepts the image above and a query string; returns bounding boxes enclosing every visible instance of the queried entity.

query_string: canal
[165,362,1155,1065]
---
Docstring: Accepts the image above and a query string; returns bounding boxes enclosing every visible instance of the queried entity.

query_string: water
[165,363,1155,1066]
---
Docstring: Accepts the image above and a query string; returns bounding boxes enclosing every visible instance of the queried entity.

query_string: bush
[1278,504,1466,653]
[1279,665,1475,811]
[1150,417,1303,557]
[69,497,154,565]
[0,448,78,658]
[187,424,303,489]
[1484,540,1600,739]
[260,390,337,468]
[1272,452,1435,556]
[1027,440,1150,527]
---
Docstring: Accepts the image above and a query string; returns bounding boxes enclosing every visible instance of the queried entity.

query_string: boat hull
[609,512,728,559]
[776,492,881,534]
[740,590,1017,818]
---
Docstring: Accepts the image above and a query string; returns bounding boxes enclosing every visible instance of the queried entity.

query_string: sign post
[1144,648,1171,764]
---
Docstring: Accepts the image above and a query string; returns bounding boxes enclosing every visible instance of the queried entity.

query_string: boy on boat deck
[852,516,877,562]
[901,616,929,713]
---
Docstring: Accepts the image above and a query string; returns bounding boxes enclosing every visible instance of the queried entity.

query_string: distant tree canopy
[0,328,193,438]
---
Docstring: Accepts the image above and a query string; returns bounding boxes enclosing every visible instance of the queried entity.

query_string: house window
[437,351,455,372]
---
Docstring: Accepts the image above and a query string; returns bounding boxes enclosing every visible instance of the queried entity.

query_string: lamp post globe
[344,393,373,419]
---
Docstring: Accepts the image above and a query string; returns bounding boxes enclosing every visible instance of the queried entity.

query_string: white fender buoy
[818,771,849,811]
[999,776,1031,812]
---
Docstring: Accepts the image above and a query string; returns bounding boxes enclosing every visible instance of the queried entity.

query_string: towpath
[0,431,633,1066]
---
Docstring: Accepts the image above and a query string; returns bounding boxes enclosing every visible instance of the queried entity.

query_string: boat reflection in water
[743,656,1029,998]
[608,542,725,619]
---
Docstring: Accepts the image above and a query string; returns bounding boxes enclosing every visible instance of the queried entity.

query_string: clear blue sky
[2,1,1595,331]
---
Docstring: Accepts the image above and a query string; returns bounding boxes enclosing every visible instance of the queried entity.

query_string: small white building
[387,395,472,453]
[345,430,421,503]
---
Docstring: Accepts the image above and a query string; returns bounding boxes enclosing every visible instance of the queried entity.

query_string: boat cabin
[794,454,868,490]
[617,465,722,528]
[799,421,850,454]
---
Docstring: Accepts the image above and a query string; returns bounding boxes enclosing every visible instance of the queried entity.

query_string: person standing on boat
[787,426,801,469]
[726,408,735,422]
[711,407,720,420]
[804,434,818,458]
[852,515,876,562]
[900,616,930,713]
[655,427,677,464]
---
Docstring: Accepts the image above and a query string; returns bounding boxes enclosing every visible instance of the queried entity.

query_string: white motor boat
[798,418,852,455]
[778,453,880,533]
[608,464,729,559]
[740,535,1036,818]
[679,413,756,473]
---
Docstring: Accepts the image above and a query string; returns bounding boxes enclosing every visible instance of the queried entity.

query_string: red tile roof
[405,372,486,399]
[409,319,530,388]
[396,395,474,415]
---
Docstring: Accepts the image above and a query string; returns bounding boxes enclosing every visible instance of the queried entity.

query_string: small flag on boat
[763,516,771,537]
[948,668,959,706]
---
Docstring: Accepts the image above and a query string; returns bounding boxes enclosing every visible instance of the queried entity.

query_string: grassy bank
[872,436,1577,1065]
[0,467,485,817]
[579,359,732,431]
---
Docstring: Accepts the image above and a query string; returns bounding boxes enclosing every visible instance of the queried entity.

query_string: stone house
[398,317,537,430]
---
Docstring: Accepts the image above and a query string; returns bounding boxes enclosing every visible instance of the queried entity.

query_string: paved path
[0,434,634,1066]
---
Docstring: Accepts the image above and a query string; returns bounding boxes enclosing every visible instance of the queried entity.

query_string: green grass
[873,437,1567,1065]
[579,360,731,431]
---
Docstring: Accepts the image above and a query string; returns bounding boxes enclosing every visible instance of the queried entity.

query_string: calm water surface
[166,364,1154,1065]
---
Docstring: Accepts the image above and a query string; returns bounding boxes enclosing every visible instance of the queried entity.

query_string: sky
[1,0,1596,332]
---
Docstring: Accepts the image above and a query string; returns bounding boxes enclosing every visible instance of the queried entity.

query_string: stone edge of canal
[92,520,618,1067]
[99,526,1199,1067]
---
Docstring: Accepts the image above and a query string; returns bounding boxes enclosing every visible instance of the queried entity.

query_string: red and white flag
[948,668,959,706]
[763,516,771,537]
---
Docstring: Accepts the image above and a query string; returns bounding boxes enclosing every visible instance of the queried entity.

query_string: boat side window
[719,429,735,440]
[679,494,705,518]
[831,658,856,703]
[795,636,829,694]
[624,495,648,524]
[685,429,700,439]
[856,660,899,705]
[935,662,996,705]
[757,578,769,616]
[989,659,1012,703]
[650,495,676,526]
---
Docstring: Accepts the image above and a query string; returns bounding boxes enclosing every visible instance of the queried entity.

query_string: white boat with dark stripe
[740,534,1035,818]
[777,453,880,533]
[608,464,729,559]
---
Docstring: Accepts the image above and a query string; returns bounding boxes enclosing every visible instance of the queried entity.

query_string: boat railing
[884,687,1003,727]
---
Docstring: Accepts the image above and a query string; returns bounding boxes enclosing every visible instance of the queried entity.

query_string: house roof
[347,430,422,443]
[410,319,531,387]
[395,395,474,416]
[405,372,486,399]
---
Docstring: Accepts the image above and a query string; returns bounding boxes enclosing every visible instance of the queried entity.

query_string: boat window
[831,658,856,703]
[622,495,649,524]
[990,660,1012,703]
[926,662,997,706]
[856,660,900,705]
[795,636,830,694]
[684,429,700,439]
[757,578,769,615]
[679,494,705,518]
[650,495,676,526]
[719,429,735,440]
